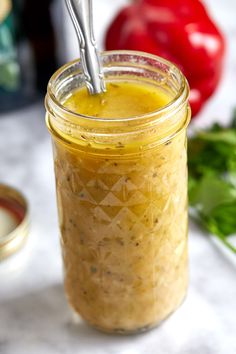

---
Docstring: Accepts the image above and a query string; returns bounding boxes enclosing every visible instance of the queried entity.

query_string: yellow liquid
[64,82,170,118]
[52,81,188,333]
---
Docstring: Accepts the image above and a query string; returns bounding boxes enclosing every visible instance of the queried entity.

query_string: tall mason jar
[45,51,190,334]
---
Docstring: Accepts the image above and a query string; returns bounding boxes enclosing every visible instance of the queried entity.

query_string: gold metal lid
[0,184,29,261]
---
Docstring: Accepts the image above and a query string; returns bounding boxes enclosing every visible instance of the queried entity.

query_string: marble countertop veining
[0,1,236,353]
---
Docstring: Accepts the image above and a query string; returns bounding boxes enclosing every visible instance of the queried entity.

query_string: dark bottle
[21,0,57,93]
[0,0,58,113]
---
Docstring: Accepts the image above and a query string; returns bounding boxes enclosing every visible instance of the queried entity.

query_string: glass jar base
[70,294,187,335]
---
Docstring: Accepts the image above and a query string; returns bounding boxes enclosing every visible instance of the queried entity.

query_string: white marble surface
[0,1,236,353]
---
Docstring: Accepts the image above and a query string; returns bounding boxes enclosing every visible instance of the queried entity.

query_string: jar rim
[46,50,189,124]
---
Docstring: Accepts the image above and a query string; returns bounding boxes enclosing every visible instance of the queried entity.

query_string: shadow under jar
[45,50,191,334]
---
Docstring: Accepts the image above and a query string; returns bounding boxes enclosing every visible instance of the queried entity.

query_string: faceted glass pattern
[53,130,188,333]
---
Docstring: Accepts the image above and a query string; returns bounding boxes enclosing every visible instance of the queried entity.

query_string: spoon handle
[66,0,106,94]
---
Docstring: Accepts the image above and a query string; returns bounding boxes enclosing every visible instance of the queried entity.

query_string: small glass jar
[45,51,190,334]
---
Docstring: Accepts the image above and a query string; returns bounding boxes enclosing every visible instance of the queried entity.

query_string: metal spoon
[65,0,106,94]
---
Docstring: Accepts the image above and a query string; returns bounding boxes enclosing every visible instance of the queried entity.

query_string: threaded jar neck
[45,51,190,152]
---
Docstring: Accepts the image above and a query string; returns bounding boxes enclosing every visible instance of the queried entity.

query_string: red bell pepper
[105,0,225,117]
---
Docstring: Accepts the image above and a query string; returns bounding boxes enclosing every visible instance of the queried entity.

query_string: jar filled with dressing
[45,51,191,334]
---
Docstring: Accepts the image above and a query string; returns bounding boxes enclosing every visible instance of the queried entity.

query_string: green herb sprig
[188,109,236,253]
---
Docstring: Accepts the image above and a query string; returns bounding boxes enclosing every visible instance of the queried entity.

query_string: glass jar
[45,51,190,334]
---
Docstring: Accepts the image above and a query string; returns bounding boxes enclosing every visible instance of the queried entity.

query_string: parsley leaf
[188,110,236,253]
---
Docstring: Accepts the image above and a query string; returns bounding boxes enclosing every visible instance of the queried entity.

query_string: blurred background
[0,1,236,353]
[1,0,234,117]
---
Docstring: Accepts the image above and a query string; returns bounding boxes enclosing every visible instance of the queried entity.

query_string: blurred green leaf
[188,111,236,254]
